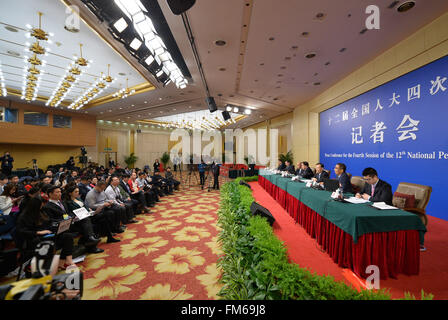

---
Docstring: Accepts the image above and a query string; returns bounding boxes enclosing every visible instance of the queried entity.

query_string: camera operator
[65,157,75,171]
[198,160,206,188]
[211,161,221,190]
[0,152,14,176]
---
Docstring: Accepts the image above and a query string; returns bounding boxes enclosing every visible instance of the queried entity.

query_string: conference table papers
[344,197,370,204]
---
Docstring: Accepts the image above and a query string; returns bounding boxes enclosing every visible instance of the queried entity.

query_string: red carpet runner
[250,181,448,299]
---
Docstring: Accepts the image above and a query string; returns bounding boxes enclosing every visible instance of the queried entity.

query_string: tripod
[185,165,199,187]
[204,167,214,192]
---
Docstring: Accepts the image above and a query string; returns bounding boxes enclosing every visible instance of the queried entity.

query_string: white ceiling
[0,0,145,111]
[2,0,448,127]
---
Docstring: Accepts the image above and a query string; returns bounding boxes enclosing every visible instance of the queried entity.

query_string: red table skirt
[258,177,420,279]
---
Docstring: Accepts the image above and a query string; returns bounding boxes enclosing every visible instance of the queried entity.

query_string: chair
[311,167,316,175]
[351,176,365,194]
[346,172,352,181]
[395,182,432,226]
[325,169,331,178]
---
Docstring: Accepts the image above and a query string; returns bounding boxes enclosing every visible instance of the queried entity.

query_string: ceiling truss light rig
[69,70,114,110]
[113,0,188,89]
[113,77,136,99]
[46,44,93,107]
[21,12,53,102]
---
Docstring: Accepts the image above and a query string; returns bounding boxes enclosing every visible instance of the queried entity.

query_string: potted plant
[124,153,138,169]
[161,152,170,172]
[279,150,293,164]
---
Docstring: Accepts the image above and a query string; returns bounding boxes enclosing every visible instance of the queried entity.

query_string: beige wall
[292,11,448,166]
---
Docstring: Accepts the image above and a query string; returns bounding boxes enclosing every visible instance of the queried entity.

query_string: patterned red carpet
[80,184,223,300]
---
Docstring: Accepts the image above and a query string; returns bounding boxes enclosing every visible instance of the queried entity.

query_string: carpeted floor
[249,181,448,299]
[80,184,224,300]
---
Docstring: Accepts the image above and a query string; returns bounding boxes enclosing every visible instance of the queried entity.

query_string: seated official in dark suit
[284,161,295,174]
[298,161,314,179]
[333,163,352,193]
[277,160,286,171]
[312,163,329,183]
[355,167,393,205]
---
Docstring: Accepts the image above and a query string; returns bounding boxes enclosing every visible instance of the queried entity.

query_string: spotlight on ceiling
[245,109,252,115]
[167,0,197,15]
[222,110,231,121]
[226,105,232,112]
[206,96,217,113]
[233,107,239,113]
[129,38,142,50]
[113,17,128,33]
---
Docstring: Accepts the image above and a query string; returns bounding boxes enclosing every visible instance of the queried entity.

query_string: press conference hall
[1,0,448,305]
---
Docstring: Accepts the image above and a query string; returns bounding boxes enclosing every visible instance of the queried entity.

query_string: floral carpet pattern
[80,186,223,300]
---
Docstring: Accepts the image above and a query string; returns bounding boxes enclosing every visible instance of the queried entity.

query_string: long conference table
[258,171,427,280]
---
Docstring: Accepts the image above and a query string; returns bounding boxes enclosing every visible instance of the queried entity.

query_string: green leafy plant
[278,150,293,164]
[161,152,170,168]
[124,153,138,168]
[216,180,432,300]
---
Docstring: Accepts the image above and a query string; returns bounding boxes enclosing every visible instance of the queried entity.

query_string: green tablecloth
[261,174,427,243]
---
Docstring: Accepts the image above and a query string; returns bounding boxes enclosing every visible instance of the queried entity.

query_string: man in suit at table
[355,167,393,205]
[284,161,295,174]
[277,160,286,171]
[334,163,353,194]
[297,161,314,179]
[312,163,329,183]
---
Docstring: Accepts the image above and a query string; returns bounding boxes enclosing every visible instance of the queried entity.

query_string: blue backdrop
[320,55,448,221]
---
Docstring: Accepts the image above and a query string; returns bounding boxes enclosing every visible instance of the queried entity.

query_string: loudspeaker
[206,96,217,113]
[250,201,275,226]
[222,110,231,121]
[239,180,252,190]
[167,0,196,15]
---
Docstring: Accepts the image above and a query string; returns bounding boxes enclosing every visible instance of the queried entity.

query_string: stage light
[130,38,142,50]
[113,17,128,33]
[145,55,155,65]
[233,107,239,113]
[156,69,164,78]
[245,109,252,115]
[226,105,232,112]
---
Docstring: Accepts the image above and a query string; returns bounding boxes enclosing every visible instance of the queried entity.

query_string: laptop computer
[56,218,73,235]
[323,178,340,192]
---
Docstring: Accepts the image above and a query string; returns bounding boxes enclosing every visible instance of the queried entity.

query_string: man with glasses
[355,167,392,205]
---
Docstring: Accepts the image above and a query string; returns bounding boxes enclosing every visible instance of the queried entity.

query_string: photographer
[0,152,14,176]
[65,157,75,171]
[198,160,206,187]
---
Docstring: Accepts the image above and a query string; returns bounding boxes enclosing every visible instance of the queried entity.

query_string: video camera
[0,241,83,300]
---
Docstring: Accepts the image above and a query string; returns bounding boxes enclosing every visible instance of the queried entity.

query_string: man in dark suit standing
[334,163,353,193]
[211,162,220,190]
[356,167,393,205]
[284,161,295,174]
[298,161,314,179]
[312,163,329,183]
[0,152,14,176]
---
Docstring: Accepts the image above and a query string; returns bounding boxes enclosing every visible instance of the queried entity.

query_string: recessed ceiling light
[284,57,291,61]
[268,37,275,41]
[280,66,286,70]
[314,82,321,86]
[277,74,283,77]
[325,61,331,66]
[305,52,316,59]
[397,1,415,12]
[4,26,18,33]
[144,101,148,104]
[339,48,347,53]
[214,40,226,46]
[360,28,368,34]
[7,50,20,57]
[315,12,326,20]
[314,72,318,76]
[301,32,310,37]
[259,63,265,66]
[218,67,226,71]
[119,72,126,76]
[291,45,298,50]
